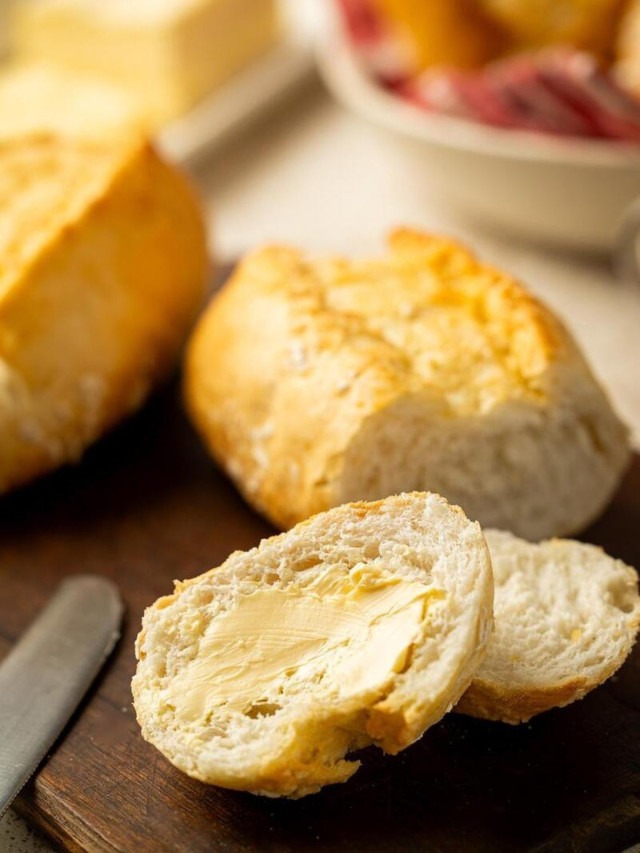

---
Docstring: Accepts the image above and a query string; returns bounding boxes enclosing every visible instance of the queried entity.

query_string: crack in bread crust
[184,229,629,536]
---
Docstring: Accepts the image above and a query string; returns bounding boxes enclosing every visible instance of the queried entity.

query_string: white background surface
[3,57,640,853]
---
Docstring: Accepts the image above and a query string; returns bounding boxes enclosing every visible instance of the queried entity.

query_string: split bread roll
[185,229,629,540]
[132,492,493,798]
[0,133,207,494]
[457,529,640,724]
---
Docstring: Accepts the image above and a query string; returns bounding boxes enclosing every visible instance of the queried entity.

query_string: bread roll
[184,229,629,539]
[615,0,640,94]
[0,133,207,494]
[478,0,625,58]
[457,529,640,723]
[132,492,493,798]
[370,0,502,72]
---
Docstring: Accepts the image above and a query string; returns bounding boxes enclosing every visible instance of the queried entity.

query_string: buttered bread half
[132,492,493,798]
[184,229,629,539]
[0,134,207,494]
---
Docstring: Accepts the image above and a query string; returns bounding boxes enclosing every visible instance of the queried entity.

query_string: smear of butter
[165,566,442,723]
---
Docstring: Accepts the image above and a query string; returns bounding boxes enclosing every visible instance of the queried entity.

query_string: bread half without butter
[456,529,640,724]
[132,492,493,798]
[0,133,207,494]
[184,229,629,540]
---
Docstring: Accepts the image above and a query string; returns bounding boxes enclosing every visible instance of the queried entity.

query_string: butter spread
[165,567,441,723]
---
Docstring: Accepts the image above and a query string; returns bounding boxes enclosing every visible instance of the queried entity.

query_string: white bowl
[316,10,640,252]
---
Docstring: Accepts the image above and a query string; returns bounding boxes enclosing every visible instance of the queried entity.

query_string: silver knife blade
[0,575,123,816]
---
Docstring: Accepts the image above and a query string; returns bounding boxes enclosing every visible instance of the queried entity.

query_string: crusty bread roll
[457,529,640,723]
[184,229,629,540]
[370,0,502,72]
[478,0,626,58]
[615,0,640,93]
[132,492,493,798]
[0,133,207,494]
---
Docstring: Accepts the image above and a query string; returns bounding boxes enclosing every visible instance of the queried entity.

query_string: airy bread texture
[457,529,640,724]
[184,229,629,540]
[133,492,493,798]
[0,134,207,494]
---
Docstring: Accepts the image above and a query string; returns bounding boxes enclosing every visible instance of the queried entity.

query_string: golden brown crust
[479,0,628,60]
[184,228,623,533]
[614,0,640,92]
[371,0,504,71]
[455,674,593,724]
[0,134,208,493]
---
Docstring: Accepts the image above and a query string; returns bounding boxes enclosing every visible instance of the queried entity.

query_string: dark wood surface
[1,370,640,852]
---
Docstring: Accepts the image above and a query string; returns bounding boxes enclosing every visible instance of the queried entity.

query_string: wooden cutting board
[1,323,640,852]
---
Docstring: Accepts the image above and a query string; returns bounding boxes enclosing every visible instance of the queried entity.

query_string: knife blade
[0,575,123,816]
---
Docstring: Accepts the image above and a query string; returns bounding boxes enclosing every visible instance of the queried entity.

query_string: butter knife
[0,575,123,816]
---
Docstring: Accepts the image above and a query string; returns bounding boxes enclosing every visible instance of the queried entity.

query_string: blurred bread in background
[369,0,503,72]
[0,134,207,495]
[2,0,279,134]
[616,0,640,92]
[369,0,631,68]
[361,0,640,96]
[478,0,627,60]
